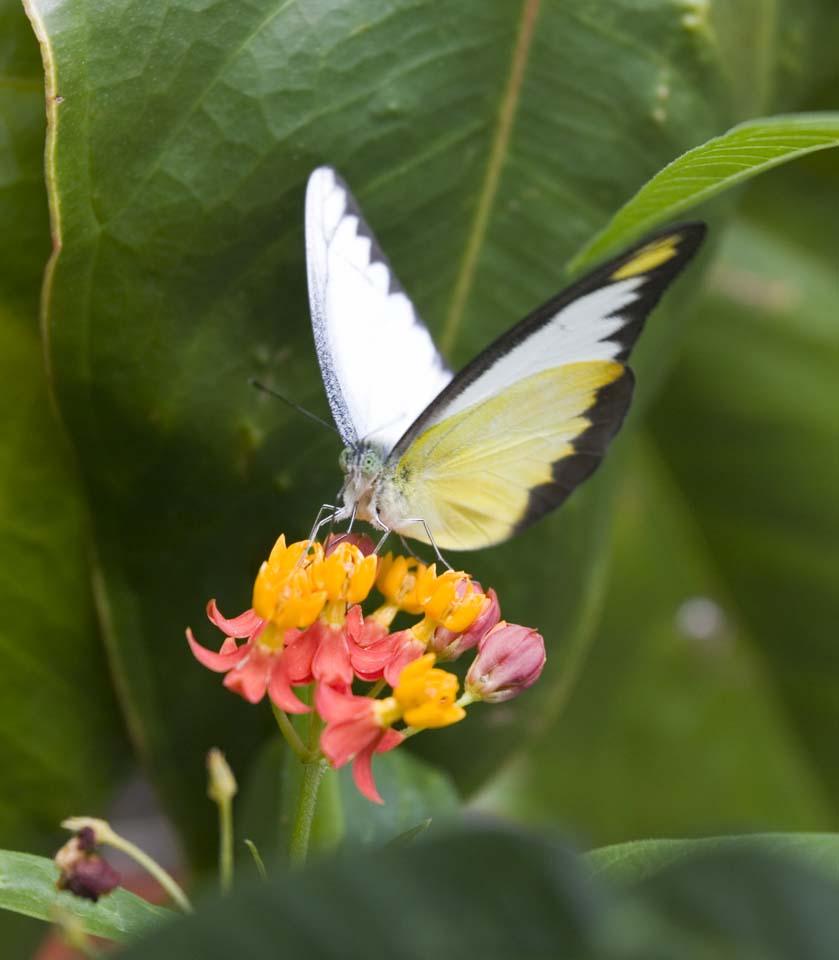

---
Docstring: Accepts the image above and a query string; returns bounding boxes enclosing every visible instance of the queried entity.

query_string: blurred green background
[1,0,837,952]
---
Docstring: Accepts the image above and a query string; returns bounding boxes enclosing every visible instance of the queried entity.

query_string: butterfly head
[338,445,386,522]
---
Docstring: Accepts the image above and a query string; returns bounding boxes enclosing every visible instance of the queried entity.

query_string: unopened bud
[465,622,546,703]
[207,747,238,804]
[324,532,377,557]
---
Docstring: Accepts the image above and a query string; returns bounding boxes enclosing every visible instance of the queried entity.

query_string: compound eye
[362,453,377,473]
[338,448,350,472]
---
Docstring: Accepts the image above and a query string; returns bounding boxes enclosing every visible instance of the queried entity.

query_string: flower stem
[271,702,309,760]
[105,832,193,914]
[288,758,328,867]
[218,796,233,894]
[366,678,387,698]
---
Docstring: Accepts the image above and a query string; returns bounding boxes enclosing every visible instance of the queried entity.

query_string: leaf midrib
[439,0,541,357]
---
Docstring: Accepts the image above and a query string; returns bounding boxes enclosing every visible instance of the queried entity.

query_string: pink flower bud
[324,532,377,557]
[430,587,501,661]
[465,622,545,703]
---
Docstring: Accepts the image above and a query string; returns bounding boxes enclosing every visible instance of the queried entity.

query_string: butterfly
[305,166,705,553]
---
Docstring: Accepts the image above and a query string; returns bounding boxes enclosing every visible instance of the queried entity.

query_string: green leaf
[238,734,459,864]
[475,439,833,843]
[0,850,172,943]
[649,164,839,808]
[22,0,837,863]
[336,749,460,847]
[0,0,127,883]
[117,826,839,959]
[569,113,839,272]
[588,834,839,885]
[620,842,839,960]
[121,827,605,959]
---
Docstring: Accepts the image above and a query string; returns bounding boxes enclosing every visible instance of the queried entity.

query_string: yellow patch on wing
[388,361,624,551]
[611,234,681,280]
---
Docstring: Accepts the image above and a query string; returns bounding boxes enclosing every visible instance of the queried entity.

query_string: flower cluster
[187,533,545,803]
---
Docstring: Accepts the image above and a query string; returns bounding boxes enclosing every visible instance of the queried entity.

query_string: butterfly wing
[381,224,706,550]
[306,167,452,449]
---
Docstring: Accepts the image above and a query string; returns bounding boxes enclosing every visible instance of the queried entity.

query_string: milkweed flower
[186,599,310,713]
[317,684,404,804]
[318,653,464,802]
[430,586,500,660]
[393,653,466,728]
[465,622,546,703]
[187,530,546,803]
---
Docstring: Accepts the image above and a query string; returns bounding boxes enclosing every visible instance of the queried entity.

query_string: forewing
[305,167,452,449]
[386,224,705,549]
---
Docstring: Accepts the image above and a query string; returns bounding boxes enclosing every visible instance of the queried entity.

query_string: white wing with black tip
[305,167,452,451]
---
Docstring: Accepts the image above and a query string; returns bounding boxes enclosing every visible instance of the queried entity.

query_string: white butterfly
[305,166,704,553]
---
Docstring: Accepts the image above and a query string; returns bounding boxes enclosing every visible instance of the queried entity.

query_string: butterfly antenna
[249,379,339,435]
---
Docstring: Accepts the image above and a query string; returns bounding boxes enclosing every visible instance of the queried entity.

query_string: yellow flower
[375,554,428,614]
[311,541,378,604]
[419,569,486,633]
[252,537,326,630]
[393,653,465,729]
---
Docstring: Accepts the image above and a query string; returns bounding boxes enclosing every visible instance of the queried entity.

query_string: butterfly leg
[375,528,392,554]
[399,518,452,571]
[306,503,340,544]
[398,536,426,564]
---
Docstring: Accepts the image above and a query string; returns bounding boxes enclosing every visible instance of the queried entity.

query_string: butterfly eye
[361,452,379,475]
[338,448,351,472]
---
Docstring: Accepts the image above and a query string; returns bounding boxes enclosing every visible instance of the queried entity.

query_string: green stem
[366,678,387,698]
[244,839,267,880]
[218,797,233,894]
[288,758,328,867]
[271,702,309,760]
[102,831,193,913]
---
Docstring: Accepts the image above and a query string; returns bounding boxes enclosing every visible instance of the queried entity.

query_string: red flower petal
[349,635,393,682]
[223,645,271,703]
[283,625,319,684]
[352,741,385,804]
[345,604,364,642]
[312,623,354,687]
[376,728,404,754]
[186,628,243,672]
[315,683,370,724]
[355,617,389,650]
[383,633,426,688]
[321,716,377,768]
[206,600,263,638]
[267,658,310,715]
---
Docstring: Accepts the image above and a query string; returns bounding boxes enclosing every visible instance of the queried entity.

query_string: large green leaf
[589,833,839,885]
[474,157,839,841]
[569,113,839,271]
[239,732,459,869]
[22,0,837,863]
[475,438,833,843]
[0,0,128,948]
[116,826,839,959]
[0,850,172,944]
[649,163,839,804]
